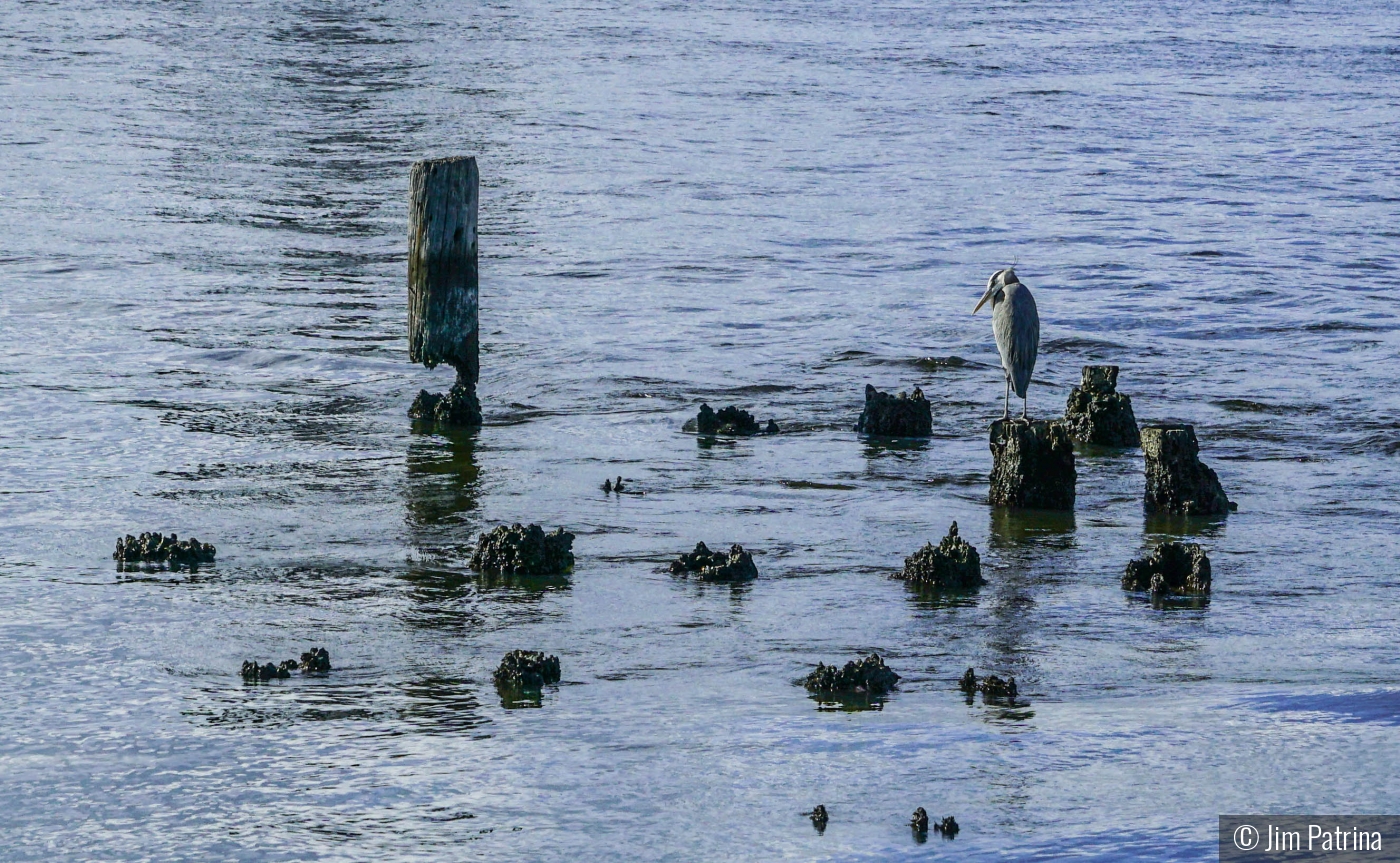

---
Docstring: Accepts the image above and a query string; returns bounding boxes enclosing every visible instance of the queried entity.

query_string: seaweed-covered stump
[958,668,1017,700]
[469,523,575,575]
[895,522,984,589]
[493,650,561,690]
[1123,542,1211,596]
[855,384,932,437]
[1064,365,1141,447]
[114,533,216,566]
[1141,424,1233,515]
[668,542,759,582]
[408,379,483,426]
[684,403,771,436]
[803,654,900,696]
[989,419,1076,510]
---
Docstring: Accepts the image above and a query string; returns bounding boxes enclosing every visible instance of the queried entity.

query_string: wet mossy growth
[683,403,777,436]
[807,805,829,833]
[492,650,561,691]
[1123,541,1211,597]
[803,654,900,698]
[668,542,759,582]
[240,648,331,682]
[114,533,215,566]
[894,522,984,590]
[1141,424,1234,515]
[469,523,575,576]
[989,419,1076,510]
[1064,366,1141,447]
[958,667,1017,701]
[854,383,932,437]
[408,381,483,427]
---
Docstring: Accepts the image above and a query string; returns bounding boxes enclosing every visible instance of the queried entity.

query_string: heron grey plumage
[973,267,1039,420]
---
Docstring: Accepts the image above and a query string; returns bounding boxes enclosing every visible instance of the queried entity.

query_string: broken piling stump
[1123,541,1211,596]
[1064,365,1140,446]
[893,522,984,590]
[803,654,900,697]
[469,524,575,575]
[854,384,932,437]
[1141,424,1233,515]
[668,542,759,581]
[407,155,482,426]
[988,420,1076,509]
[683,403,776,436]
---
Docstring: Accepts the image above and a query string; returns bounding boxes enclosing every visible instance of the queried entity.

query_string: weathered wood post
[1141,424,1233,515]
[988,419,1076,509]
[407,155,482,426]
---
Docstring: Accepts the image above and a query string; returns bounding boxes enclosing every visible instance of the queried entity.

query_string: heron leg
[1022,393,1029,420]
[1003,377,1010,421]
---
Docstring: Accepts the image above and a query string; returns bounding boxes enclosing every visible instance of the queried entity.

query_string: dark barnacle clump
[114,532,216,567]
[854,384,933,437]
[911,807,929,833]
[300,647,331,673]
[668,542,759,582]
[894,522,985,590]
[958,668,1017,701]
[1123,541,1211,597]
[935,816,960,837]
[469,523,575,576]
[684,403,772,436]
[240,648,332,682]
[408,380,482,427]
[803,654,900,697]
[807,805,829,833]
[493,650,562,691]
[1064,365,1141,447]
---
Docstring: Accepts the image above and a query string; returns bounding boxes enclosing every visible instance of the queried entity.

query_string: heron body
[973,268,1040,419]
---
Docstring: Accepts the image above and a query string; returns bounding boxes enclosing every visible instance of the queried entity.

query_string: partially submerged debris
[911,807,929,833]
[1122,541,1211,596]
[114,533,215,566]
[493,650,562,691]
[894,522,984,589]
[683,403,778,436]
[408,381,483,427]
[668,542,759,582]
[958,668,1017,700]
[469,524,575,575]
[1141,424,1234,515]
[1064,365,1141,447]
[935,816,960,837]
[989,419,1076,510]
[854,384,933,437]
[240,648,332,682]
[803,654,900,696]
[808,805,829,832]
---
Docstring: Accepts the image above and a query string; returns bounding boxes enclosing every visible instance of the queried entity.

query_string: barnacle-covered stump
[894,522,984,589]
[803,654,900,696]
[683,403,776,436]
[959,667,1018,700]
[407,155,482,427]
[854,384,932,437]
[493,650,562,690]
[240,648,331,682]
[114,533,216,566]
[1123,541,1211,596]
[668,542,759,582]
[1141,424,1233,515]
[469,523,575,575]
[1064,365,1140,446]
[989,419,1076,510]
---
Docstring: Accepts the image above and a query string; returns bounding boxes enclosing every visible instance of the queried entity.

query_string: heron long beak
[972,282,998,314]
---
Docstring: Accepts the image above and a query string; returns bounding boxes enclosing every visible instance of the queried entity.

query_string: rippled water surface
[3,0,1400,860]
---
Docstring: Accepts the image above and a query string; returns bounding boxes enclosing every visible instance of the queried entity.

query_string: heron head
[973,268,1016,313]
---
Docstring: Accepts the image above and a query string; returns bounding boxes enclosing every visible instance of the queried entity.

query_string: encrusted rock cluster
[1141,424,1233,515]
[1064,365,1141,447]
[988,419,1076,510]
[1122,542,1211,596]
[910,808,959,837]
[408,381,483,426]
[493,650,562,690]
[959,667,1017,700]
[808,805,829,832]
[894,522,984,589]
[803,654,900,696]
[854,384,933,437]
[114,533,216,566]
[683,403,778,436]
[668,542,759,582]
[469,523,575,575]
[240,647,332,682]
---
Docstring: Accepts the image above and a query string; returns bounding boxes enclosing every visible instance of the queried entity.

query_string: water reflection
[398,675,490,735]
[807,691,888,712]
[987,507,1077,552]
[901,582,982,612]
[404,426,481,529]
[1143,512,1227,541]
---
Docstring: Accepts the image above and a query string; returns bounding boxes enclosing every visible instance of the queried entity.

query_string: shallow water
[2,0,1400,859]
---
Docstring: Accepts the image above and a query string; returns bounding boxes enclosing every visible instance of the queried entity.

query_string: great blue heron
[973,267,1039,420]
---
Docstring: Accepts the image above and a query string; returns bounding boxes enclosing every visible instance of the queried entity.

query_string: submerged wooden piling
[407,156,482,425]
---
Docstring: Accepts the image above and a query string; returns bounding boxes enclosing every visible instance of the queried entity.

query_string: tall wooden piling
[407,156,482,426]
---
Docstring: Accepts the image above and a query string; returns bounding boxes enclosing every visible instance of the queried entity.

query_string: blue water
[2,0,1399,859]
